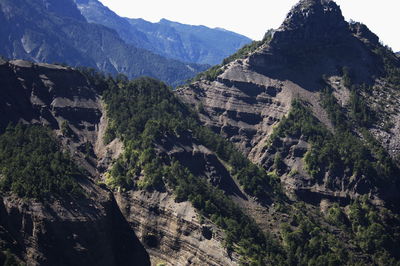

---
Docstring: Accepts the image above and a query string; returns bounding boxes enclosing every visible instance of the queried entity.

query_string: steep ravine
[0,59,237,265]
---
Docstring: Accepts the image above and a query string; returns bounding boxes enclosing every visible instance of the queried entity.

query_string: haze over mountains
[1,0,400,265]
[74,0,252,65]
[0,0,250,86]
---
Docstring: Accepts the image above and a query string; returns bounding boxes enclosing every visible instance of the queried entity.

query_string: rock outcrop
[1,1,400,265]
[0,59,238,265]
[177,0,398,204]
[0,186,150,266]
[0,59,151,265]
[115,191,238,266]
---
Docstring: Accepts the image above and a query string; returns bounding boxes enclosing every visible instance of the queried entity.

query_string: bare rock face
[0,60,150,265]
[115,191,238,266]
[110,131,242,265]
[271,0,349,50]
[0,60,119,177]
[0,182,150,266]
[0,60,237,265]
[177,0,393,204]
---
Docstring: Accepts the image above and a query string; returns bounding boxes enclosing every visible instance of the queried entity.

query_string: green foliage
[342,66,353,88]
[102,76,277,199]
[165,160,283,263]
[222,30,274,65]
[193,126,279,199]
[349,88,375,128]
[348,198,400,263]
[0,124,83,199]
[321,85,375,129]
[320,88,349,130]
[322,88,398,181]
[192,65,224,81]
[60,120,73,137]
[280,204,349,266]
[270,100,398,186]
[101,76,285,262]
[326,203,348,228]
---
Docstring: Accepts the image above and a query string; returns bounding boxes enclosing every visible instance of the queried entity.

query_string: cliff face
[0,59,107,176]
[0,187,149,266]
[0,60,150,265]
[1,1,400,265]
[115,191,238,266]
[177,0,399,205]
[0,60,237,265]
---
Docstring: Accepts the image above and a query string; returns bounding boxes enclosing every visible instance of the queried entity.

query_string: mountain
[0,59,246,265]
[178,0,400,262]
[0,59,150,266]
[1,0,400,265]
[73,0,252,65]
[0,0,206,86]
[178,0,400,205]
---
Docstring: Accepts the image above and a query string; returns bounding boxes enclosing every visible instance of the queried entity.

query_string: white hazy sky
[99,0,400,51]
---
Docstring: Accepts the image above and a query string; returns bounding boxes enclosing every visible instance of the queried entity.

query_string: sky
[99,0,400,51]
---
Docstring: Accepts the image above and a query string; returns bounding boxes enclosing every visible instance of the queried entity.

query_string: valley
[0,0,400,265]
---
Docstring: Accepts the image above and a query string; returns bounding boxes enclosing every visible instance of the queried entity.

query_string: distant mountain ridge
[0,0,207,86]
[1,0,400,265]
[74,0,252,65]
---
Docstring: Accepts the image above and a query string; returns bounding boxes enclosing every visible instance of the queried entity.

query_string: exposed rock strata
[0,59,235,265]
[177,0,396,205]
[115,191,238,266]
[0,182,150,266]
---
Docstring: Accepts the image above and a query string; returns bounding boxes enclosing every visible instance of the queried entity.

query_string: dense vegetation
[89,65,400,263]
[280,203,349,265]
[270,99,398,187]
[0,249,21,266]
[325,197,400,265]
[268,98,400,264]
[279,198,400,266]
[0,124,83,199]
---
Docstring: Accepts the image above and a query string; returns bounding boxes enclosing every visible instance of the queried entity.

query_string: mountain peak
[282,0,344,27]
[270,0,348,49]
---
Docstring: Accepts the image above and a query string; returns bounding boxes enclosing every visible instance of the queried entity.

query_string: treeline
[0,124,83,199]
[190,30,274,82]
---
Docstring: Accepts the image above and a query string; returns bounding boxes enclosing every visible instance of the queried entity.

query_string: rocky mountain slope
[1,0,400,265]
[0,59,247,265]
[0,0,206,86]
[0,59,150,265]
[73,0,251,65]
[176,0,400,263]
[178,0,400,205]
